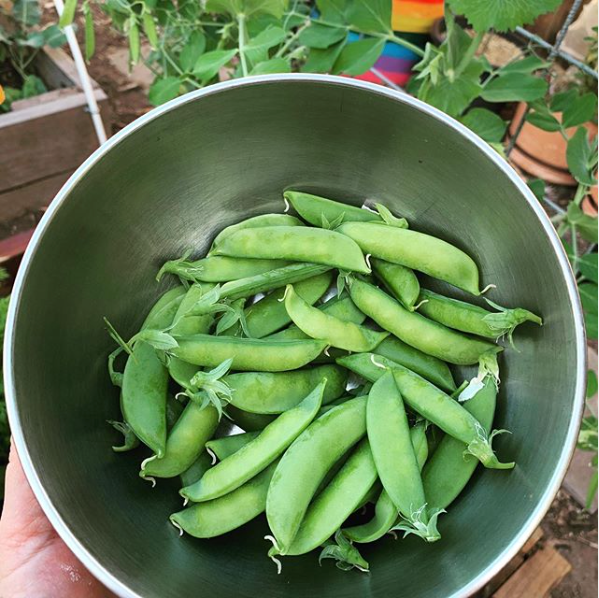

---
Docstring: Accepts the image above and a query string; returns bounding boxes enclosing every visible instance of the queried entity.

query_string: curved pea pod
[181,382,325,502]
[120,288,185,457]
[171,459,279,539]
[180,452,213,487]
[344,422,428,543]
[348,278,500,366]
[418,289,542,343]
[337,353,513,470]
[205,431,260,461]
[159,256,292,284]
[284,284,388,352]
[284,190,382,227]
[222,272,333,338]
[374,337,455,393]
[140,401,219,479]
[266,396,367,553]
[367,372,440,542]
[212,226,371,274]
[170,334,327,372]
[338,221,486,295]
[210,213,305,252]
[279,439,378,557]
[371,258,420,311]
[226,405,276,431]
[226,365,347,414]
[423,375,497,511]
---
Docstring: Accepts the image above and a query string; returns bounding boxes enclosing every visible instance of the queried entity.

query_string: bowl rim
[4,73,587,598]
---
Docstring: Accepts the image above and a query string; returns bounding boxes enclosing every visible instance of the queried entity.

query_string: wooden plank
[493,545,572,598]
[0,170,72,224]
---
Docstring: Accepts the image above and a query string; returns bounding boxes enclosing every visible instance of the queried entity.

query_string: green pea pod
[338,222,486,295]
[367,372,440,542]
[284,190,382,227]
[181,381,325,502]
[373,337,455,393]
[179,452,213,487]
[142,13,158,49]
[120,287,185,457]
[171,459,279,538]
[268,295,366,341]
[226,406,276,431]
[284,284,388,352]
[282,439,378,556]
[337,353,513,470]
[209,213,305,253]
[205,431,260,461]
[371,258,420,311]
[212,226,370,274]
[422,375,497,511]
[171,334,326,372]
[226,365,347,414]
[128,19,140,64]
[344,423,428,543]
[222,272,333,338]
[417,289,542,343]
[348,278,500,366]
[158,256,291,284]
[266,396,367,553]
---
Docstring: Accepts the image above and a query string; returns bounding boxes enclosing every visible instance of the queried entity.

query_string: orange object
[0,85,5,106]
[392,0,444,33]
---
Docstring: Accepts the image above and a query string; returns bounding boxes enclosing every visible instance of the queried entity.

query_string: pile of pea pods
[106,190,543,572]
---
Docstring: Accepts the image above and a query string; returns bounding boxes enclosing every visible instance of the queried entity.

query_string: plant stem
[454,29,484,78]
[237,13,249,77]
[276,21,310,58]
[571,223,579,274]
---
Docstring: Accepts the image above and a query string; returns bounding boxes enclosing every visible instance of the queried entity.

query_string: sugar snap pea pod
[166,395,185,429]
[171,459,280,539]
[344,422,428,543]
[373,337,455,393]
[181,382,325,502]
[170,334,326,372]
[226,405,276,431]
[338,221,487,295]
[367,372,441,542]
[210,213,305,252]
[158,256,292,284]
[349,278,500,366]
[120,288,185,457]
[371,258,420,311]
[266,396,367,553]
[284,285,388,352]
[205,432,260,461]
[213,226,371,274]
[107,421,140,452]
[275,439,378,557]
[417,289,542,343]
[180,452,213,487]
[221,272,333,338]
[423,371,498,510]
[226,365,346,414]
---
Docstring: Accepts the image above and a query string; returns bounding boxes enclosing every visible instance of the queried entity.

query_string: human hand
[0,442,115,598]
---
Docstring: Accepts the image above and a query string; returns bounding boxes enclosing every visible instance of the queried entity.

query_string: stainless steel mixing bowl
[5,75,586,598]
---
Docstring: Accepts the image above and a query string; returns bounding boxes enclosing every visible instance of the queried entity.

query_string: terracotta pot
[508,102,598,186]
[583,185,598,216]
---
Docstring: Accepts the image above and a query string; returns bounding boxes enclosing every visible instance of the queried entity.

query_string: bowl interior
[7,76,584,598]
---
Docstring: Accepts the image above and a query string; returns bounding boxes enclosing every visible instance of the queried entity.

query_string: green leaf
[333,38,385,76]
[316,0,348,24]
[136,329,179,351]
[526,106,562,132]
[527,178,545,202]
[587,370,598,399]
[43,24,68,47]
[499,55,549,74]
[249,57,290,75]
[193,49,237,79]
[346,0,391,33]
[567,203,598,242]
[14,0,41,26]
[148,76,182,106]
[299,23,347,49]
[481,73,548,103]
[245,0,286,18]
[579,252,598,283]
[566,128,598,187]
[204,0,243,15]
[461,108,507,142]
[584,309,598,339]
[562,93,599,129]
[302,39,346,73]
[21,75,47,99]
[179,31,207,72]
[579,281,598,315]
[550,89,578,113]
[245,26,286,66]
[448,0,562,32]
